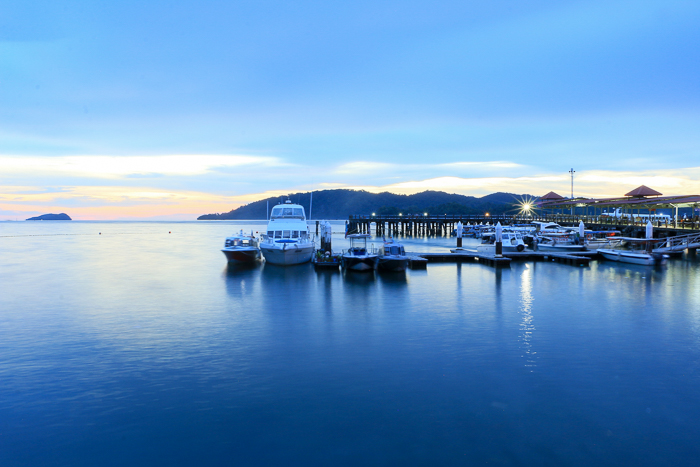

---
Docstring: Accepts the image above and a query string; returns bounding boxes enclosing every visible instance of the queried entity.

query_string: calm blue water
[2,221,700,466]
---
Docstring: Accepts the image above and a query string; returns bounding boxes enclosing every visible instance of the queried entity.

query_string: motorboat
[584,230,622,250]
[221,229,261,263]
[259,200,315,265]
[533,232,586,252]
[342,234,379,271]
[378,238,409,272]
[598,238,669,265]
[477,230,527,253]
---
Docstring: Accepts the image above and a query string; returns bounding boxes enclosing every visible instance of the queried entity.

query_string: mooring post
[495,222,503,258]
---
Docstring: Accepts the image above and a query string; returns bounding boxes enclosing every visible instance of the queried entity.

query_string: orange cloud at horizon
[3,168,700,220]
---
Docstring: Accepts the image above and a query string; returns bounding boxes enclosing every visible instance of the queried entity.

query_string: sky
[1,0,700,220]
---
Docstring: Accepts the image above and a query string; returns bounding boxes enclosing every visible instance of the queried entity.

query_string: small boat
[313,250,341,270]
[259,200,315,265]
[598,238,669,266]
[533,232,586,252]
[477,230,527,253]
[221,230,261,263]
[342,234,379,271]
[584,230,622,249]
[378,238,409,272]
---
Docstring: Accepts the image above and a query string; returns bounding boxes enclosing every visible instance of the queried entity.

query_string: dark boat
[378,238,409,272]
[221,230,261,263]
[342,234,379,271]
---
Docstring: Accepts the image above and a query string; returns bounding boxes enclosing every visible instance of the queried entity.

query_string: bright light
[485,212,490,217]
[399,213,403,216]
[423,212,427,216]
[515,195,538,217]
[372,212,375,216]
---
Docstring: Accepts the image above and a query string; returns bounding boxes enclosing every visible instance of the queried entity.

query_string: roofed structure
[534,185,700,213]
[625,185,662,198]
[540,191,565,200]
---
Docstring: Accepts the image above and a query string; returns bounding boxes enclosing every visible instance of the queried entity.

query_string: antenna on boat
[309,191,313,220]
[266,200,269,221]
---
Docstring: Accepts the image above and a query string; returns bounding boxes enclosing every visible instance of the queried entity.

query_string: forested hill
[198,189,530,220]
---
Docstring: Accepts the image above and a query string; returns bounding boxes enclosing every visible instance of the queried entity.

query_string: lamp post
[569,168,575,216]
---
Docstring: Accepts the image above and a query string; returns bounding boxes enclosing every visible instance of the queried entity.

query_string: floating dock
[408,249,595,268]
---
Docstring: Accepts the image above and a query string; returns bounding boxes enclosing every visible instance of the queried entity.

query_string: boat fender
[516,244,525,252]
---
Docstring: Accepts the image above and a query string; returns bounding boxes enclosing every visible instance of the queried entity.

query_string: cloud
[335,161,395,174]
[4,167,700,220]
[0,185,246,220]
[0,154,288,179]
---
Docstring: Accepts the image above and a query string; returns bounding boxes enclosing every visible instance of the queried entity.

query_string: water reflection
[223,262,263,298]
[519,265,536,370]
[377,270,408,286]
[342,270,377,284]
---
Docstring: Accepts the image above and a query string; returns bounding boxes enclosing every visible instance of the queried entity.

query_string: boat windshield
[387,245,404,255]
[270,206,305,220]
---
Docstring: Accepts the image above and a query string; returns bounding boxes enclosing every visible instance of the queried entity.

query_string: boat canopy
[270,205,306,220]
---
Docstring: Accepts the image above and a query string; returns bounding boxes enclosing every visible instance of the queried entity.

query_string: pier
[347,213,700,239]
[407,250,594,268]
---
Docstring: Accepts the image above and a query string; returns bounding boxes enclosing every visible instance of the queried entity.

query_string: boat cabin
[270,204,306,220]
[381,242,406,256]
[225,237,256,248]
[347,234,374,255]
[266,229,309,241]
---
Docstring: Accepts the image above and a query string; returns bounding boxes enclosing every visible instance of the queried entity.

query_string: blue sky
[2,0,700,219]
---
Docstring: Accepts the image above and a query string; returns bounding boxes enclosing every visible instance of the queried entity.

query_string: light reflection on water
[519,265,536,370]
[2,221,700,466]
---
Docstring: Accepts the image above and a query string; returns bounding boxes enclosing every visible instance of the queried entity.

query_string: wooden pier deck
[409,250,595,267]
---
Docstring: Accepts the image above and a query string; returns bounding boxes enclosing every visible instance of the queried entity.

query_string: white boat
[584,230,622,249]
[598,238,669,266]
[477,230,527,253]
[534,232,586,252]
[342,234,379,271]
[221,229,261,263]
[378,238,409,272]
[259,201,315,265]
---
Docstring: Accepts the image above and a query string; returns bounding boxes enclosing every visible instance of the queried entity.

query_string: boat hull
[598,249,665,266]
[222,247,261,263]
[342,255,379,271]
[535,244,586,252]
[477,244,526,254]
[260,243,314,265]
[378,256,409,272]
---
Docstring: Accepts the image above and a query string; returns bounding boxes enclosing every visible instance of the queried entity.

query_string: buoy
[99,232,101,235]
[169,231,171,234]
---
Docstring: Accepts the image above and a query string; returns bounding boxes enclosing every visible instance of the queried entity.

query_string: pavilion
[535,185,700,219]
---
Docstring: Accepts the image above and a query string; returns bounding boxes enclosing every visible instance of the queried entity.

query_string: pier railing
[347,213,700,236]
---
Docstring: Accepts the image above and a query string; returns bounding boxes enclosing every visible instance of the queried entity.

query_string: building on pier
[535,185,700,225]
[347,185,700,236]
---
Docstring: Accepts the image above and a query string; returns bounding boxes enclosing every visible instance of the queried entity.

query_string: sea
[2,220,700,466]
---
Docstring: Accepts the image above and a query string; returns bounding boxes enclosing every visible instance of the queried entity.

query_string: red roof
[540,191,565,200]
[624,185,662,197]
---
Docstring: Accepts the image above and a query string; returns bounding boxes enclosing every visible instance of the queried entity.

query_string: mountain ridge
[198,189,530,220]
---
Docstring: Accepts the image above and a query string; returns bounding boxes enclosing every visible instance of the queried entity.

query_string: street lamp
[569,168,575,216]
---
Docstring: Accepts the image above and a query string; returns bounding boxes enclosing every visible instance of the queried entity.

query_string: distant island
[198,189,530,220]
[26,213,72,221]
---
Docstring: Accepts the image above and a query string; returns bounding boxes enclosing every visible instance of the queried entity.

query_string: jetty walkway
[347,213,700,238]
